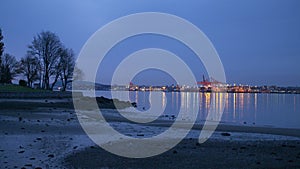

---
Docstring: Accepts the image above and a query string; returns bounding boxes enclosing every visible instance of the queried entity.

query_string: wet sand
[1,99,300,169]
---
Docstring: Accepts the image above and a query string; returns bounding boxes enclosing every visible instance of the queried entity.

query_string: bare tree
[0,28,4,62]
[18,54,40,87]
[73,66,84,81]
[55,48,75,91]
[0,53,18,83]
[28,31,62,90]
[0,28,5,82]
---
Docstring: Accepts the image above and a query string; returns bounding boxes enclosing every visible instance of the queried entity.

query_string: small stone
[221,132,231,136]
[173,150,178,154]
[36,138,42,141]
[48,154,54,158]
[18,150,25,153]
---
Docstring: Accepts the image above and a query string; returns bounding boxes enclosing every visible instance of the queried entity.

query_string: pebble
[221,132,231,136]
[240,146,246,150]
[48,154,54,158]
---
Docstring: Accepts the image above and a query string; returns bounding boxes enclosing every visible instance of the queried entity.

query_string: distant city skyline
[1,0,300,86]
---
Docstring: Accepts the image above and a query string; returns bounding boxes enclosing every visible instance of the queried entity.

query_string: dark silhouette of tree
[60,48,75,91]
[0,28,4,61]
[0,28,5,82]
[0,54,18,83]
[28,31,62,90]
[18,54,40,87]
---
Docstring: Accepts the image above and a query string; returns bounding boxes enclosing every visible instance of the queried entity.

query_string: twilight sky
[1,0,300,86]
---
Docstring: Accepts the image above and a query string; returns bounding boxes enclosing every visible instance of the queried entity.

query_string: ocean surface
[81,91,300,129]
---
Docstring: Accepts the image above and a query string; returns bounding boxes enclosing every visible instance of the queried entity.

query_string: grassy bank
[0,84,45,92]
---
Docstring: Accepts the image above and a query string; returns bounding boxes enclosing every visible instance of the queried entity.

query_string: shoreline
[1,98,300,137]
[1,98,300,168]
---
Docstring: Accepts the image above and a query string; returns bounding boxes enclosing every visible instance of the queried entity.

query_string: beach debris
[48,154,54,158]
[18,150,25,153]
[137,133,144,137]
[29,157,35,160]
[221,132,231,136]
[240,146,246,150]
[36,137,42,141]
[73,146,78,149]
[18,117,23,122]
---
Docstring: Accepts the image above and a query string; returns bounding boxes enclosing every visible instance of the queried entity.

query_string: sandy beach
[1,98,300,169]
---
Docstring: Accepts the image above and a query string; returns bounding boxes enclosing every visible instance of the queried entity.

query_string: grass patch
[0,84,46,92]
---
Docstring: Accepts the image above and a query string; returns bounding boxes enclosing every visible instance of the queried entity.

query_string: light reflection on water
[84,91,300,129]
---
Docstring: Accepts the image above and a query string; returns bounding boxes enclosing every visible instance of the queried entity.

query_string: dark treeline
[0,28,78,91]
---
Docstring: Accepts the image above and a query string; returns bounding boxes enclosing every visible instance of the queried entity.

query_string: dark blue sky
[1,0,300,86]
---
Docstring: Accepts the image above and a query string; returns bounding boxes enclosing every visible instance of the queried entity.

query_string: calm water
[82,91,300,129]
